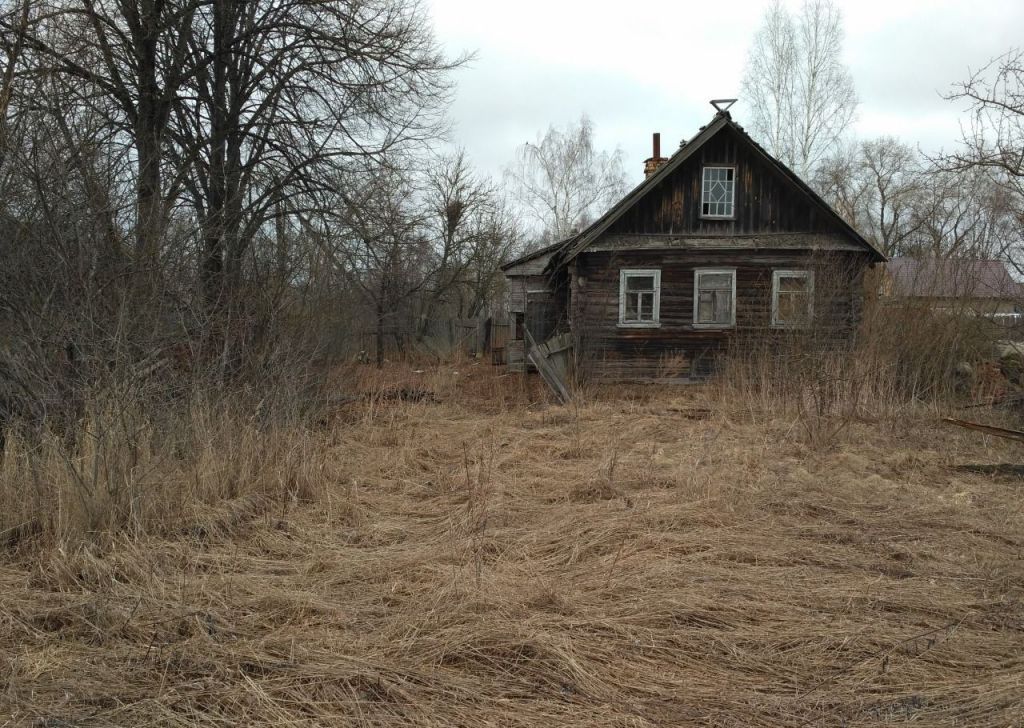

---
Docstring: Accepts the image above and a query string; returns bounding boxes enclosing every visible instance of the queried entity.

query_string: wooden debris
[372,387,439,403]
[525,329,572,404]
[667,406,713,420]
[942,417,1024,442]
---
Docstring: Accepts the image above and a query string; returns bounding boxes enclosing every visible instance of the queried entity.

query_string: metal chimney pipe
[644,132,668,178]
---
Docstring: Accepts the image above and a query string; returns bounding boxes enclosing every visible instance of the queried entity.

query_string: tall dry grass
[0,373,334,550]
[713,291,1004,448]
[0,352,550,550]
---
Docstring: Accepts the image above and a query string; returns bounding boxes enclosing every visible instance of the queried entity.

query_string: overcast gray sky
[429,0,1024,185]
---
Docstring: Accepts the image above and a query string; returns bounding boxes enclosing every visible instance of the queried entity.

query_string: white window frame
[618,269,661,328]
[701,165,736,219]
[693,268,737,328]
[771,269,815,328]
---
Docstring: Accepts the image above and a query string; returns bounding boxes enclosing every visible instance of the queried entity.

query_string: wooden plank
[525,328,572,404]
[942,417,1024,442]
[590,233,866,253]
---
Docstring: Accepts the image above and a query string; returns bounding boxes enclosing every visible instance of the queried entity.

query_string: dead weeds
[1,366,1023,727]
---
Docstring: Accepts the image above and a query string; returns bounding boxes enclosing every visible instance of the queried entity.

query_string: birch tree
[741,0,857,179]
[504,115,628,243]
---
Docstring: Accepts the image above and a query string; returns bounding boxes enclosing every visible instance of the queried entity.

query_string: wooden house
[502,108,886,382]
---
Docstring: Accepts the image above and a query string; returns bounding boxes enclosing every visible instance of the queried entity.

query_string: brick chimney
[643,132,668,178]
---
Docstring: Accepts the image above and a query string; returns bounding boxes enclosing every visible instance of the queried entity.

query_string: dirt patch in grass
[2,366,1023,726]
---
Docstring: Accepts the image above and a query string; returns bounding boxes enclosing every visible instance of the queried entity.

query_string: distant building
[881,257,1023,318]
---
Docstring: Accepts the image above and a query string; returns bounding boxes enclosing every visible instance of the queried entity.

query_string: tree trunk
[133,9,164,268]
[375,299,385,369]
[135,114,162,265]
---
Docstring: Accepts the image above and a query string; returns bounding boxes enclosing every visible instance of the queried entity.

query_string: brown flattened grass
[2,364,1023,727]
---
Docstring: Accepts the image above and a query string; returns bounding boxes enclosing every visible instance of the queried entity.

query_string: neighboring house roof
[500,237,577,272]
[885,257,1023,299]
[527,111,885,274]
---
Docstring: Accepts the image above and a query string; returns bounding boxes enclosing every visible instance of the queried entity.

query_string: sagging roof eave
[500,234,581,273]
[543,112,886,273]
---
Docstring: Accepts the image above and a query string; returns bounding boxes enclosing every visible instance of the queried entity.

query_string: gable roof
[545,111,885,272]
[885,257,1022,299]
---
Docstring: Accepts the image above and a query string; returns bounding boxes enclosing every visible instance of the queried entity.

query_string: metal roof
[885,257,1022,299]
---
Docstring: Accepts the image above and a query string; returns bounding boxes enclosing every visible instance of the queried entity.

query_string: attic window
[702,166,735,218]
[619,269,661,327]
[772,270,814,328]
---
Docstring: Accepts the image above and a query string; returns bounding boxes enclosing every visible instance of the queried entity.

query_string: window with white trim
[619,269,660,326]
[701,166,735,218]
[771,270,814,328]
[693,268,736,327]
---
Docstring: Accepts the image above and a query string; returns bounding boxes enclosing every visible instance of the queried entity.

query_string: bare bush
[713,258,999,448]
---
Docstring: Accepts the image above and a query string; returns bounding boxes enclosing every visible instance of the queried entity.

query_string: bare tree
[329,165,435,367]
[939,48,1024,270]
[170,0,459,312]
[504,115,628,243]
[816,137,923,256]
[742,0,857,179]
[2,0,203,264]
[909,167,1019,263]
[421,151,520,322]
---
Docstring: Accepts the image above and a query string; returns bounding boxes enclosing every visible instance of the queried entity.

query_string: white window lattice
[702,166,735,218]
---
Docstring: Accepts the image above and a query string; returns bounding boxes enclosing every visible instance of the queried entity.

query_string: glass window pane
[621,271,660,323]
[779,275,807,293]
[702,167,735,216]
[625,293,638,320]
[700,273,732,289]
[778,293,796,322]
[696,271,734,324]
[626,275,654,291]
[713,291,731,322]
[777,291,809,324]
[697,292,713,322]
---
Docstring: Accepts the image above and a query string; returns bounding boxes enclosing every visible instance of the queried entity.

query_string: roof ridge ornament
[710,98,737,113]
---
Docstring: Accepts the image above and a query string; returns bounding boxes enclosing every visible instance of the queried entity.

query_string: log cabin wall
[608,125,844,237]
[571,247,871,382]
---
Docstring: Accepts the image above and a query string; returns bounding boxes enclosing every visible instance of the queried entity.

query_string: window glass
[694,269,735,326]
[626,275,655,292]
[702,166,735,217]
[772,271,813,326]
[620,270,660,325]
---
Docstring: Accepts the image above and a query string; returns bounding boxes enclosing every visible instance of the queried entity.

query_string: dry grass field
[2,364,1023,727]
